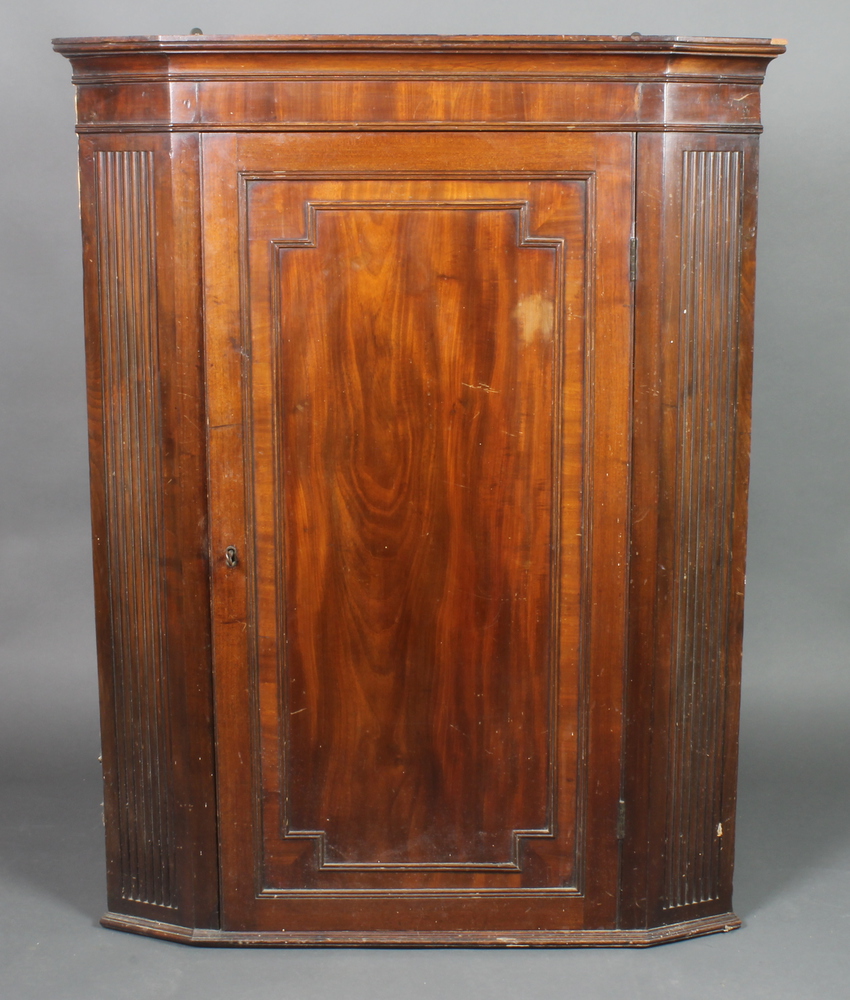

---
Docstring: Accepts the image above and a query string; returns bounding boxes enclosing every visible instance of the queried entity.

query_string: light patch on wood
[513,293,554,342]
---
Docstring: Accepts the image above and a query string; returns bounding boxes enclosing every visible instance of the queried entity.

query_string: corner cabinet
[54,34,783,946]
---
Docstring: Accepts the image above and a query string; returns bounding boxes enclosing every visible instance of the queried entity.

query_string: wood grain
[259,191,570,876]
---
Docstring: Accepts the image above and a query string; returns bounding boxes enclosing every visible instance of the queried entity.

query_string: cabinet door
[203,132,633,940]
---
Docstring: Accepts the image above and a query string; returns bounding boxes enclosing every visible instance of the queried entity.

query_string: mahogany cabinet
[54,34,784,946]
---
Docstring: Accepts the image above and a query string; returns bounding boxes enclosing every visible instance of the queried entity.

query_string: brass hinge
[616,799,626,840]
[629,238,638,282]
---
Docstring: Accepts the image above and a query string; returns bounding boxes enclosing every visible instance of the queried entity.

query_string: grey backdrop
[1,2,848,998]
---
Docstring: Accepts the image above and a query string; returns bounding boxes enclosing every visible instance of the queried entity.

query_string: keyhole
[224,545,239,568]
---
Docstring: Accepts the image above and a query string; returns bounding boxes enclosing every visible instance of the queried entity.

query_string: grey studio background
[1,1,848,998]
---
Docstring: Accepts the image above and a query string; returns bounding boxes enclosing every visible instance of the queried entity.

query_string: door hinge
[616,799,626,840]
[629,238,638,282]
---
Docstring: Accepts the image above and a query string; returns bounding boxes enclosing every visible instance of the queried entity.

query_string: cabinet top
[54,35,785,135]
[53,33,786,55]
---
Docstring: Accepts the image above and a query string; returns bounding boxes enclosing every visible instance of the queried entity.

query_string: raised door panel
[255,180,578,886]
[202,133,633,938]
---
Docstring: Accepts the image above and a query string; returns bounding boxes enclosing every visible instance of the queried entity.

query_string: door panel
[203,132,633,934]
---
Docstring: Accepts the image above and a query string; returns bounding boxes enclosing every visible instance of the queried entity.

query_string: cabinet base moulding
[100,912,743,948]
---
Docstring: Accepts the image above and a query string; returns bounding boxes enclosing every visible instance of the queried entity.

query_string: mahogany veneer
[54,34,784,946]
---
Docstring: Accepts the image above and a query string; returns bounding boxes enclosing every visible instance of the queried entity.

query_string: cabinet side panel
[79,136,219,927]
[624,134,758,928]
[664,148,743,910]
[93,148,177,910]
